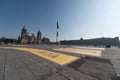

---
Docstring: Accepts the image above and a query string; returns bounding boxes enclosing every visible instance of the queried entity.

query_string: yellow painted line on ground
[72,46,105,50]
[54,48,102,57]
[0,47,78,65]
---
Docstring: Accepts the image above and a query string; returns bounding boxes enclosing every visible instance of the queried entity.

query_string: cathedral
[18,26,50,44]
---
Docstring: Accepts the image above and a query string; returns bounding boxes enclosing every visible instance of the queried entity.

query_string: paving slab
[0,49,6,80]
[0,46,119,80]
[13,50,97,80]
[68,56,117,80]
[0,47,79,65]
[4,49,38,80]
[54,48,102,57]
[102,48,120,77]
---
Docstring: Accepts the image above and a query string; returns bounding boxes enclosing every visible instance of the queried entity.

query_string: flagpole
[56,31,58,43]
[56,21,59,44]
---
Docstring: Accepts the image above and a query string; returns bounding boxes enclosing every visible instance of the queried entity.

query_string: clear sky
[0,0,120,41]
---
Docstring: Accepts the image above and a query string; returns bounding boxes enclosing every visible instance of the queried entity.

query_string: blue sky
[0,0,120,41]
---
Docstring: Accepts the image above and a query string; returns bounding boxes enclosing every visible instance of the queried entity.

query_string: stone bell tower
[21,26,28,44]
[37,30,42,44]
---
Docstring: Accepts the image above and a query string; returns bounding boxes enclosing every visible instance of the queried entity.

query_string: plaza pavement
[0,45,119,80]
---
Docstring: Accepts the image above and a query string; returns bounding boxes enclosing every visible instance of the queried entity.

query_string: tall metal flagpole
[56,29,57,43]
[56,31,58,43]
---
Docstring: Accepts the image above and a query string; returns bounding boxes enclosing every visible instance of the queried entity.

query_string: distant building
[0,37,17,45]
[42,36,50,44]
[18,26,50,44]
[60,37,119,47]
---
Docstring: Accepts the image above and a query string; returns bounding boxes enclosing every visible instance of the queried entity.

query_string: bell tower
[37,30,42,44]
[21,26,27,44]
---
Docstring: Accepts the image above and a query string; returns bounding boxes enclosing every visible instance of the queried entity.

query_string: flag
[57,21,59,29]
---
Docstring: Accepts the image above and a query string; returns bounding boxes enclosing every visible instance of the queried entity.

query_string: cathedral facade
[18,26,49,44]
